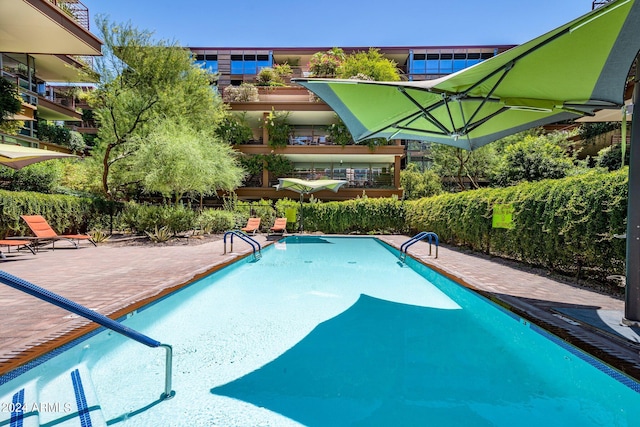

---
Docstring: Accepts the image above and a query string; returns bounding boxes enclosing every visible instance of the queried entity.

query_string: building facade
[190,45,514,201]
[0,0,102,152]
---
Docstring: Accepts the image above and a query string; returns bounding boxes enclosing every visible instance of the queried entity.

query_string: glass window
[204,61,218,73]
[426,54,440,74]
[439,54,453,74]
[411,54,426,74]
[453,53,467,72]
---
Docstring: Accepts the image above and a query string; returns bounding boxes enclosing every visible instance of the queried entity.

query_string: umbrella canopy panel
[0,144,76,170]
[275,178,348,196]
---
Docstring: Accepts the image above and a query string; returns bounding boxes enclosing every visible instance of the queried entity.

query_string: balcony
[0,0,101,56]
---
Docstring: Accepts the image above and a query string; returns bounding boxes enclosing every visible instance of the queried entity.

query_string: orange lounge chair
[0,239,35,259]
[241,217,261,235]
[21,215,96,250]
[270,218,287,234]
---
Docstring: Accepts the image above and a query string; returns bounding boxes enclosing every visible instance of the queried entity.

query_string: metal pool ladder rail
[223,230,262,260]
[0,270,175,401]
[400,232,439,261]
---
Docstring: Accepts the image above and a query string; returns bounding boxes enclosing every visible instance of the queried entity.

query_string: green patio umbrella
[294,0,640,322]
[295,0,640,150]
[275,178,347,232]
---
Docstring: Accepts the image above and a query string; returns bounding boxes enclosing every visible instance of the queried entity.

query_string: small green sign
[492,204,514,229]
[285,207,297,223]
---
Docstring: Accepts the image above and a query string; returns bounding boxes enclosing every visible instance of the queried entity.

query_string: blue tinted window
[243,61,257,74]
[411,60,426,74]
[231,61,244,74]
[206,61,218,73]
[439,60,453,74]
[453,60,466,72]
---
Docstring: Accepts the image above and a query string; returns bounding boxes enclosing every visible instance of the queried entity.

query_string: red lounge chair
[0,239,35,259]
[20,215,96,250]
[241,218,261,235]
[270,218,287,234]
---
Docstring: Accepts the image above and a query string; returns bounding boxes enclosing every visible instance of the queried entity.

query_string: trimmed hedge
[405,169,628,279]
[0,189,106,236]
[304,196,407,234]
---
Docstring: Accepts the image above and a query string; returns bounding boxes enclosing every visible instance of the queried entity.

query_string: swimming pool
[1,235,639,426]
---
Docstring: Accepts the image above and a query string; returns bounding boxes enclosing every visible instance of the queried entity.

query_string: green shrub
[197,209,235,233]
[120,202,197,235]
[0,162,64,194]
[405,169,627,280]
[304,195,406,234]
[0,189,107,236]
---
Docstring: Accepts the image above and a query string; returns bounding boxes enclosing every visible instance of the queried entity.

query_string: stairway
[0,365,106,427]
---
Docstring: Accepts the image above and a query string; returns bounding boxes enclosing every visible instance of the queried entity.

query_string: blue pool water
[1,236,639,426]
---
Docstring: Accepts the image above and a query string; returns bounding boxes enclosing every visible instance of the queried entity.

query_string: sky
[81,0,595,48]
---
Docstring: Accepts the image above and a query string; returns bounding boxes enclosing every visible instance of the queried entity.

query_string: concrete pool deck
[0,234,639,381]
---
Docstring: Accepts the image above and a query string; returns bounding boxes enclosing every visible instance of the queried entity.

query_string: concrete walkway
[0,234,639,381]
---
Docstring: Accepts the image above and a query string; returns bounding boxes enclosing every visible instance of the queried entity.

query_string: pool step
[38,365,106,427]
[0,380,40,427]
[0,365,107,427]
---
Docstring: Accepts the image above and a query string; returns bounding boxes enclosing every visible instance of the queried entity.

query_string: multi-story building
[191,45,514,201]
[0,0,102,151]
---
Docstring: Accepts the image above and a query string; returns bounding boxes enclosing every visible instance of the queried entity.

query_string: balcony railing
[49,0,90,31]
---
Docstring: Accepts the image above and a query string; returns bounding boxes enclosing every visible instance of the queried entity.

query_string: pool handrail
[0,270,175,401]
[223,230,262,259]
[400,232,439,260]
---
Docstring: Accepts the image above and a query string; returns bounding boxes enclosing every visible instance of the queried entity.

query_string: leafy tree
[400,163,442,200]
[337,48,402,81]
[88,17,224,200]
[130,118,244,205]
[431,143,498,191]
[68,131,86,153]
[215,112,254,144]
[0,78,22,131]
[491,133,574,186]
[596,143,630,171]
[37,121,71,146]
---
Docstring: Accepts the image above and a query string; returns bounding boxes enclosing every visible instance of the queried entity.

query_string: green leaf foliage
[400,164,442,200]
[405,169,627,281]
[491,134,574,186]
[0,78,22,124]
[303,196,406,234]
[337,48,402,81]
[0,189,108,236]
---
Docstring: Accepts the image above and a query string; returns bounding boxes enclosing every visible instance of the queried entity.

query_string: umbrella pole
[624,57,640,325]
[299,193,304,233]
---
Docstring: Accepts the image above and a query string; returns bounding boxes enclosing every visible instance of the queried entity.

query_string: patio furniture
[20,215,96,250]
[269,218,287,235]
[241,218,261,235]
[0,239,35,259]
